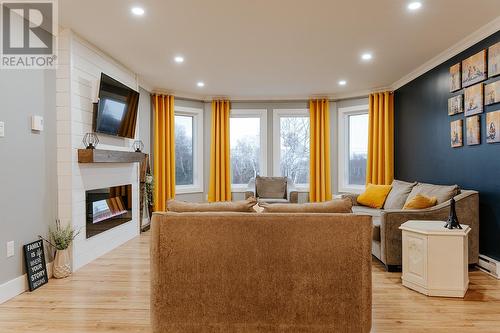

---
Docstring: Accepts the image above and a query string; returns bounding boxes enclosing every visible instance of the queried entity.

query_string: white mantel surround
[56,29,140,271]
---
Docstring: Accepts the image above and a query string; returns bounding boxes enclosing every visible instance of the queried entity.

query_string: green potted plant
[49,220,79,279]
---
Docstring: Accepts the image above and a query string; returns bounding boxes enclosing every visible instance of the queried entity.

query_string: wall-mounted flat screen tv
[94,73,139,139]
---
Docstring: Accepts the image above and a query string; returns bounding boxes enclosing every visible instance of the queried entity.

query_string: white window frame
[230,109,268,192]
[272,109,310,192]
[337,104,369,194]
[174,106,204,194]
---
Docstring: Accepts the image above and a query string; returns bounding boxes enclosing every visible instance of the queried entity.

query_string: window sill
[338,185,365,195]
[231,185,250,193]
[176,185,203,194]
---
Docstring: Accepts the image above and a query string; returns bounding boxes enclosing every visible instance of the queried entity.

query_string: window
[338,105,369,193]
[230,109,267,191]
[273,109,310,189]
[174,106,203,193]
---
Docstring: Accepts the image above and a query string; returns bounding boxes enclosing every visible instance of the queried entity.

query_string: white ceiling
[59,0,500,100]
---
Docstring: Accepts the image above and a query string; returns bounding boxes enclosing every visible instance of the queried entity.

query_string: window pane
[348,114,368,185]
[230,117,260,185]
[280,117,309,184]
[175,115,194,185]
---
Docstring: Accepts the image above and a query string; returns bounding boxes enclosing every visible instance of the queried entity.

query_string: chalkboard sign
[23,240,48,291]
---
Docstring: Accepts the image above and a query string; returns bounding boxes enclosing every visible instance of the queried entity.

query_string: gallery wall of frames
[449,42,500,147]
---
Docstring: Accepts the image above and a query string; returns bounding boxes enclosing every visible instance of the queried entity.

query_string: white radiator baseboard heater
[478,254,500,279]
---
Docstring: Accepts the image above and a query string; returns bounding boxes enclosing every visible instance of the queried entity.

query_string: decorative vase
[53,249,72,278]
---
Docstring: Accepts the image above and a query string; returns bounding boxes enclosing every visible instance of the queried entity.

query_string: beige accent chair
[151,212,373,332]
[245,176,299,203]
[343,181,479,271]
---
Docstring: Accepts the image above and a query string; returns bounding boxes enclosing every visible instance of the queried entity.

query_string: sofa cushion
[383,180,417,209]
[351,205,382,217]
[167,197,257,212]
[405,182,459,205]
[256,176,286,199]
[260,198,352,213]
[403,194,437,210]
[357,183,392,209]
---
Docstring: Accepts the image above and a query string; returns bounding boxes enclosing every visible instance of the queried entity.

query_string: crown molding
[391,17,500,91]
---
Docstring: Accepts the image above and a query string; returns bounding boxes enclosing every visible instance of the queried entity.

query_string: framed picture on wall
[450,119,463,148]
[466,115,481,145]
[450,63,461,92]
[488,42,500,78]
[448,95,463,115]
[485,80,500,105]
[462,50,487,87]
[486,111,500,143]
[464,83,483,116]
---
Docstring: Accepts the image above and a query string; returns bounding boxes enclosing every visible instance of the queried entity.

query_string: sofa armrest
[380,190,479,266]
[341,193,359,206]
[286,178,299,203]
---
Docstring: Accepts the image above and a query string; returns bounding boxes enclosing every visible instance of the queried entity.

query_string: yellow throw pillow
[403,194,437,210]
[357,183,392,209]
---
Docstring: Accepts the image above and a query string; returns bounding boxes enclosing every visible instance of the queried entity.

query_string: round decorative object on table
[53,248,72,279]
[82,133,99,149]
[133,140,144,152]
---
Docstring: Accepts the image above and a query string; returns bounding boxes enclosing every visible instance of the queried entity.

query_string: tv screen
[94,73,139,139]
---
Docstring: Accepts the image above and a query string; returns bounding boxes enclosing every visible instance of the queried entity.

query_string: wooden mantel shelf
[78,149,147,163]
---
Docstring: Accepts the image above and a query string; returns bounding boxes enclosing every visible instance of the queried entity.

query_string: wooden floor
[1,231,500,332]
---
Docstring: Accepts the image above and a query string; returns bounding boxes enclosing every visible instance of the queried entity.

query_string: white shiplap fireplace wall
[56,29,140,271]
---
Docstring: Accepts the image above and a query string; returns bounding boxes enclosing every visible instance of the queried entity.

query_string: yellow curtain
[366,91,394,185]
[309,99,332,202]
[152,94,175,211]
[208,100,231,202]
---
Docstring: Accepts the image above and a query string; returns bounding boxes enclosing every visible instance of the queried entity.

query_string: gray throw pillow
[383,180,417,210]
[256,176,286,199]
[404,182,459,205]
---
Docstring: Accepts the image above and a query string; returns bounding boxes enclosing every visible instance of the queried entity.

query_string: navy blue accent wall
[395,31,500,261]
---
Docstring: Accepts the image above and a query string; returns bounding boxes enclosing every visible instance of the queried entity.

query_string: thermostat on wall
[31,115,44,131]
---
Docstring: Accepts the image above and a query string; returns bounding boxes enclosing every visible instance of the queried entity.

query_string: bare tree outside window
[175,115,194,185]
[279,117,309,184]
[348,113,368,185]
[230,117,260,185]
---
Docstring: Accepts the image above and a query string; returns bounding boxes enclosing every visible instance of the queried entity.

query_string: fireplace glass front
[86,184,133,238]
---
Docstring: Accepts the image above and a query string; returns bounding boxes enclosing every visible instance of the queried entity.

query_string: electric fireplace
[86,184,133,238]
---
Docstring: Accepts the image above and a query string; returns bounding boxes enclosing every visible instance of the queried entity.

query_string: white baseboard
[0,262,53,305]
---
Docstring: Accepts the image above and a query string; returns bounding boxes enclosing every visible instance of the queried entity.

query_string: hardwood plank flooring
[1,231,499,332]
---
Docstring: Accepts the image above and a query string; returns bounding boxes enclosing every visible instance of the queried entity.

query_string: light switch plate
[7,241,14,258]
[31,115,44,131]
[0,121,4,137]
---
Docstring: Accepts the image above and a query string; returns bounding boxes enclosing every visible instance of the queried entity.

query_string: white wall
[57,29,143,271]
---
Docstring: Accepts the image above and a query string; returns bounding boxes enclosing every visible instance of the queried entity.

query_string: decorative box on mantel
[400,220,470,298]
[78,149,146,163]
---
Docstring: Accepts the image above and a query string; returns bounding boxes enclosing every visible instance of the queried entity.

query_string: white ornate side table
[399,220,470,298]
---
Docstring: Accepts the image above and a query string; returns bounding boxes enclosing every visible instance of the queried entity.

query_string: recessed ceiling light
[197,81,205,87]
[361,53,373,61]
[338,80,347,86]
[407,2,422,10]
[174,56,184,63]
[131,7,145,16]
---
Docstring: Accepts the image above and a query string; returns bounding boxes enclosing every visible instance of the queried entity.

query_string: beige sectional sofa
[151,211,373,333]
[343,180,479,271]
